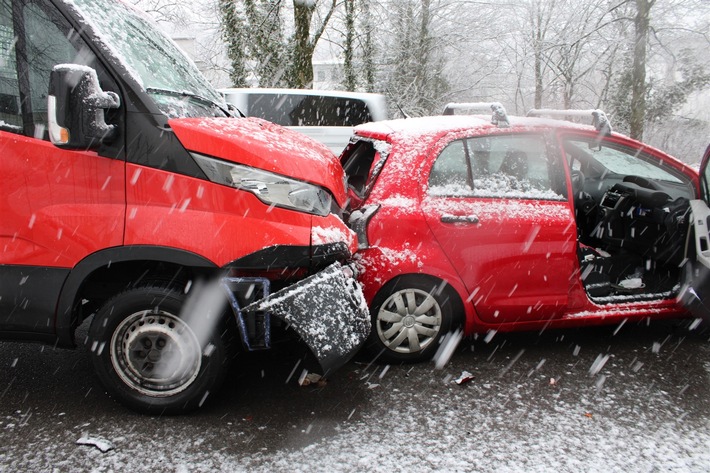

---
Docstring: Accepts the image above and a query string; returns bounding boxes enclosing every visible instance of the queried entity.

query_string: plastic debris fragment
[298,372,326,387]
[77,435,114,453]
[453,371,475,385]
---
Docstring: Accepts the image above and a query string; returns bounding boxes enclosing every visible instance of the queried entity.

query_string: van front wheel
[88,285,229,414]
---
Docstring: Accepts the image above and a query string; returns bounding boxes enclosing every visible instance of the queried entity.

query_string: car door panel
[680,145,710,321]
[422,133,578,324]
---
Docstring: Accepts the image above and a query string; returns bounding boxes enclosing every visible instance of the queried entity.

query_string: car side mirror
[48,64,120,149]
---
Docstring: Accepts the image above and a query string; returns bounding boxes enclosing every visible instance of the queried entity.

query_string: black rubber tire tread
[88,284,230,414]
[364,275,463,364]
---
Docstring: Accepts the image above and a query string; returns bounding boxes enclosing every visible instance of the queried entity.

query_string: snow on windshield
[66,0,224,114]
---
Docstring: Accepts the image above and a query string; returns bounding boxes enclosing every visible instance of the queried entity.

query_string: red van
[0,0,369,413]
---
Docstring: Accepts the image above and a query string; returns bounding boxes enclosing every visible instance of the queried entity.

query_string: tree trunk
[630,0,654,140]
[533,2,544,109]
[219,0,248,87]
[343,0,356,90]
[292,1,316,88]
[362,0,375,92]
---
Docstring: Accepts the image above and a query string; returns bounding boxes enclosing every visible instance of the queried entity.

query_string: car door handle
[441,214,479,224]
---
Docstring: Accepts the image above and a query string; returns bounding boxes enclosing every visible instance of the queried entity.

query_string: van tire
[88,285,229,414]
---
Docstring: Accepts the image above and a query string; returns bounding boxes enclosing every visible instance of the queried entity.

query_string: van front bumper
[223,262,370,375]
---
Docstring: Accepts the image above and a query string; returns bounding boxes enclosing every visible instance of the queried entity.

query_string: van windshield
[70,0,227,118]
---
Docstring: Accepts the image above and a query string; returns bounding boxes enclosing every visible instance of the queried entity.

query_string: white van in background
[220,88,388,155]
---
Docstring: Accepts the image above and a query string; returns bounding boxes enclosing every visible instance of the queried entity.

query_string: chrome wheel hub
[110,310,201,397]
[376,288,442,354]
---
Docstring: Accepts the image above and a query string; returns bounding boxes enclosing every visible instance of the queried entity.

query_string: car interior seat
[498,149,529,180]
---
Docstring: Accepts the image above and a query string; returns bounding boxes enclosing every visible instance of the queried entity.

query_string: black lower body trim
[0,265,69,338]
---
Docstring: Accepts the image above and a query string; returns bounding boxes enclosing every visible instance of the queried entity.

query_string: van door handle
[441,214,479,224]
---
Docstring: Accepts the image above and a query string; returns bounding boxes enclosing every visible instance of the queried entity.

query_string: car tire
[87,285,230,414]
[365,275,461,363]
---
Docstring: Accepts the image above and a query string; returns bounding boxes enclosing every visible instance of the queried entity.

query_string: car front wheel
[366,276,460,363]
[88,285,230,414]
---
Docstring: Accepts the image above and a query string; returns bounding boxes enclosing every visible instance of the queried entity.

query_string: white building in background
[312,60,343,90]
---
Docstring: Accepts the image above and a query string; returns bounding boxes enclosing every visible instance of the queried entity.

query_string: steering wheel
[571,169,585,196]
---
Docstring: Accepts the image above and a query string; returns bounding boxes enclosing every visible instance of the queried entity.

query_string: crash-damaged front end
[222,262,370,375]
[170,116,371,374]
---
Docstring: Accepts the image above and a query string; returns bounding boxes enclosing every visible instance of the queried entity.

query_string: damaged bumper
[222,263,371,375]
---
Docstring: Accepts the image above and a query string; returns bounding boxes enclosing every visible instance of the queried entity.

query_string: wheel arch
[358,246,478,334]
[56,246,218,347]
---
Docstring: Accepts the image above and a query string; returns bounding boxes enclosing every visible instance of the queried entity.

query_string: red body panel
[124,164,311,266]
[349,116,700,336]
[0,131,125,268]
[168,117,349,207]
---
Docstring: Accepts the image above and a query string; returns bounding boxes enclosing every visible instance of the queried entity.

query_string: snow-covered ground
[1,319,709,472]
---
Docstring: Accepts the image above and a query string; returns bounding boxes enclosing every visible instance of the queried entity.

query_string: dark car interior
[564,139,693,302]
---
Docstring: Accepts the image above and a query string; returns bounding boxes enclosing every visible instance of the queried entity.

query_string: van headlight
[193,153,332,216]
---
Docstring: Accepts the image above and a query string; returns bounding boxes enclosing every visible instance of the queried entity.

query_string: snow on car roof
[353,114,599,145]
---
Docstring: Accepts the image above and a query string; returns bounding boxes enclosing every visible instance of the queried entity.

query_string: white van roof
[220,87,388,121]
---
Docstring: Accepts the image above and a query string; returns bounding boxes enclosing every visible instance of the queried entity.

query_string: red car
[343,106,710,363]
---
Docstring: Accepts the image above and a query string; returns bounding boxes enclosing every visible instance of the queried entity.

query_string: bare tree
[342,0,357,90]
[629,0,654,140]
[289,0,338,88]
[219,0,248,87]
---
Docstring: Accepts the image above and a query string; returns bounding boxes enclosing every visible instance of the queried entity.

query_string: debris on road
[453,371,475,385]
[77,435,114,453]
[298,371,327,387]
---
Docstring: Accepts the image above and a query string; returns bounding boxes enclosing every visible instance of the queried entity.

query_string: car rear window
[247,93,372,127]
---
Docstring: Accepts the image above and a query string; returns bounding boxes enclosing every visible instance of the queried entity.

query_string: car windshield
[565,138,683,183]
[70,0,228,118]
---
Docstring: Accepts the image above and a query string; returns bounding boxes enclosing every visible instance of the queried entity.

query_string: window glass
[24,2,80,137]
[564,138,682,183]
[428,134,563,200]
[0,0,20,130]
[428,140,470,193]
[71,0,225,118]
[248,93,372,126]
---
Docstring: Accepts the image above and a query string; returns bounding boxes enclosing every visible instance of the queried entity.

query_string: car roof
[352,114,600,144]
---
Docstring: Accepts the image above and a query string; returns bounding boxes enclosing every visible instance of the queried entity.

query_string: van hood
[169,117,347,206]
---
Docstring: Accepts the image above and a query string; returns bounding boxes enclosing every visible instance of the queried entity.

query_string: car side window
[0,0,20,132]
[428,134,564,200]
[428,139,471,194]
[3,0,99,140]
[25,0,96,140]
[248,93,372,127]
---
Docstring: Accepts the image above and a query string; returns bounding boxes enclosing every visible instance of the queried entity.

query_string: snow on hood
[169,117,347,206]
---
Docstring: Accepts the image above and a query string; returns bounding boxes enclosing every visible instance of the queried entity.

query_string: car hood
[169,117,347,206]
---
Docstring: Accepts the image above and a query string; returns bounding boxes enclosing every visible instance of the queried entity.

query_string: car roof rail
[526,108,612,135]
[442,102,510,128]
[443,102,497,115]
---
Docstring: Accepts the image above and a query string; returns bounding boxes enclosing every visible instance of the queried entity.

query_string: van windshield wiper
[146,87,231,116]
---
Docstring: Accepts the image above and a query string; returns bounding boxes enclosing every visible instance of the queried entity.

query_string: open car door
[680,145,710,320]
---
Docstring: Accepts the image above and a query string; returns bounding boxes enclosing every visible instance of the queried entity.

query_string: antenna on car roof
[385,88,410,119]
[526,108,612,136]
[441,102,510,128]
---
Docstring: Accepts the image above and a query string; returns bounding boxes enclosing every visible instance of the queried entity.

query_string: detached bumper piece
[242,262,371,375]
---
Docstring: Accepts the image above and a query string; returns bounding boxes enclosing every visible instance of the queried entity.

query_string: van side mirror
[48,65,120,149]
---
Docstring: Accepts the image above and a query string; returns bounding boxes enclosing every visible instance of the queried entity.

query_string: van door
[680,145,710,320]
[0,0,125,336]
